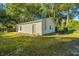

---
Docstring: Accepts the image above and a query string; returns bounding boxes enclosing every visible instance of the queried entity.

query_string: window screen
[50,25,51,30]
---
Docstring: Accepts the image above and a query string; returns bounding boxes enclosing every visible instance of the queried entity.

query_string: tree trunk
[54,9,55,20]
[66,14,69,27]
[66,10,69,31]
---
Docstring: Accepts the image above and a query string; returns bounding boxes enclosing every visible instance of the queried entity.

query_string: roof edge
[17,17,53,25]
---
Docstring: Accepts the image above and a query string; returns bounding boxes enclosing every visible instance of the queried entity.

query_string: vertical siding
[42,19,46,34]
[16,17,55,35]
[17,22,42,35]
[42,18,55,34]
[22,24,32,34]
[34,22,42,35]
[16,24,22,32]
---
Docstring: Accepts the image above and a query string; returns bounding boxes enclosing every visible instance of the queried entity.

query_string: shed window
[50,25,52,30]
[19,26,22,31]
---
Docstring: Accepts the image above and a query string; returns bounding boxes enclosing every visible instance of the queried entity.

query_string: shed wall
[17,21,42,35]
[42,18,55,34]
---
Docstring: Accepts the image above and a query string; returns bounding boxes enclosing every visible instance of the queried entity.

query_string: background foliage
[0,3,79,33]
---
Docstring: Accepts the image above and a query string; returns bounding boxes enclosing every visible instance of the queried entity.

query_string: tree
[5,3,79,32]
[57,4,73,31]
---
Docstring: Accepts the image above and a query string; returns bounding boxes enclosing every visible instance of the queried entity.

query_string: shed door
[32,24,36,34]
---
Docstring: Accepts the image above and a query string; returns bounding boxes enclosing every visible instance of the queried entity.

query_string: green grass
[0,32,79,56]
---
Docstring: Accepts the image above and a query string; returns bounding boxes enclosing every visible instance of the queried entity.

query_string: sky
[73,9,79,21]
[73,16,79,21]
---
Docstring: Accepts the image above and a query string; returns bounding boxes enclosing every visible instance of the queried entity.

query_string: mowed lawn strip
[44,33,79,38]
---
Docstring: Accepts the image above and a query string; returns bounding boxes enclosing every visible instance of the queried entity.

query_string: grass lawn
[0,32,79,56]
[44,33,79,38]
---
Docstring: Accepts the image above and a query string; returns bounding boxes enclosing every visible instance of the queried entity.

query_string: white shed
[16,17,55,35]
